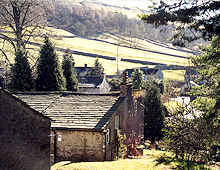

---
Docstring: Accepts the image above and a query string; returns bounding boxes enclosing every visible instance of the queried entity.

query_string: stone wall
[105,93,144,160]
[53,130,105,162]
[0,89,51,170]
[105,98,128,161]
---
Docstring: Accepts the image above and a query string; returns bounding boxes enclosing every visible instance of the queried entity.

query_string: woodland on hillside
[46,1,207,49]
[47,1,175,44]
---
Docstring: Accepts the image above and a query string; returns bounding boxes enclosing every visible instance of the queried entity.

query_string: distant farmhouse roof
[78,76,104,87]
[74,64,110,92]
[124,67,163,80]
[16,92,121,130]
[124,67,160,76]
[74,64,92,77]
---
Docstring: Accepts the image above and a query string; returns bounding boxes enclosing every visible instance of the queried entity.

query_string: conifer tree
[36,36,64,91]
[190,36,220,136]
[191,36,220,105]
[143,83,164,147]
[131,69,144,90]
[62,52,78,91]
[89,58,104,77]
[140,1,220,41]
[10,48,33,91]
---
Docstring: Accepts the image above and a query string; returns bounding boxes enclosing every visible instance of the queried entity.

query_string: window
[106,129,110,144]
[115,115,120,129]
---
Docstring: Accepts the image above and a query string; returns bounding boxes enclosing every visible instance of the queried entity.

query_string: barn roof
[15,92,121,130]
[0,88,51,121]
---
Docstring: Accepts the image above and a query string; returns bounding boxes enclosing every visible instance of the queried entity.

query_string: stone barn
[0,88,51,170]
[15,76,144,163]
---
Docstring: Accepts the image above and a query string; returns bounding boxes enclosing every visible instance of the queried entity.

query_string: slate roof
[124,68,160,77]
[15,92,121,130]
[78,76,104,87]
[74,66,93,77]
[74,66,105,87]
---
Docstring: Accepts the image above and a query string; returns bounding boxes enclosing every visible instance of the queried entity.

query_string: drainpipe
[53,130,57,163]
[104,131,107,161]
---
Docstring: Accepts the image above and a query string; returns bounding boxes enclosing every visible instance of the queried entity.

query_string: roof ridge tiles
[14,91,120,96]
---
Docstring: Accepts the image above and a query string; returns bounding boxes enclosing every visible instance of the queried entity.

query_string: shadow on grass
[155,156,212,170]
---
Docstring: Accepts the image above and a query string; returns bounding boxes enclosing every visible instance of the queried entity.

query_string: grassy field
[0,27,193,81]
[51,150,175,170]
[162,70,186,82]
[51,149,219,170]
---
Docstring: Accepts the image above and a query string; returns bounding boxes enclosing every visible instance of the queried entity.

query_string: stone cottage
[0,88,51,170]
[15,73,144,163]
[78,75,111,94]
[75,64,111,94]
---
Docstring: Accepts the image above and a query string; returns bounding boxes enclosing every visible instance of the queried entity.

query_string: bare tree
[0,0,48,61]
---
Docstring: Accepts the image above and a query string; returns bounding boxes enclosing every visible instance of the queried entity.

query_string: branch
[0,48,11,65]
[22,26,40,48]
[0,32,16,51]
[21,9,30,28]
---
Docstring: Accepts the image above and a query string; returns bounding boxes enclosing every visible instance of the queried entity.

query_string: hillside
[54,0,149,19]
[47,0,177,45]
[0,27,194,81]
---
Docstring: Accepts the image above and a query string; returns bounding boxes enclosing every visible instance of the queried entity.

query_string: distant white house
[181,67,201,95]
[181,80,200,96]
[75,64,111,94]
[77,75,111,94]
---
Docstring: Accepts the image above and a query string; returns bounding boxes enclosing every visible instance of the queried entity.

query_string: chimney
[120,71,132,97]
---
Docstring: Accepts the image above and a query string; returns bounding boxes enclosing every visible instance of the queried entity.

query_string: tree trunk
[150,139,156,150]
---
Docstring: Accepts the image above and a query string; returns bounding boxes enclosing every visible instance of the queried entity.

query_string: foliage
[108,78,121,91]
[190,36,220,102]
[161,35,220,165]
[0,0,46,57]
[48,1,175,44]
[156,156,212,170]
[89,58,104,77]
[161,80,180,102]
[189,36,220,141]
[146,79,164,94]
[36,36,64,91]
[140,0,220,43]
[143,82,165,145]
[62,51,78,91]
[131,69,144,90]
[124,134,143,158]
[162,104,216,163]
[115,129,127,159]
[10,48,33,91]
